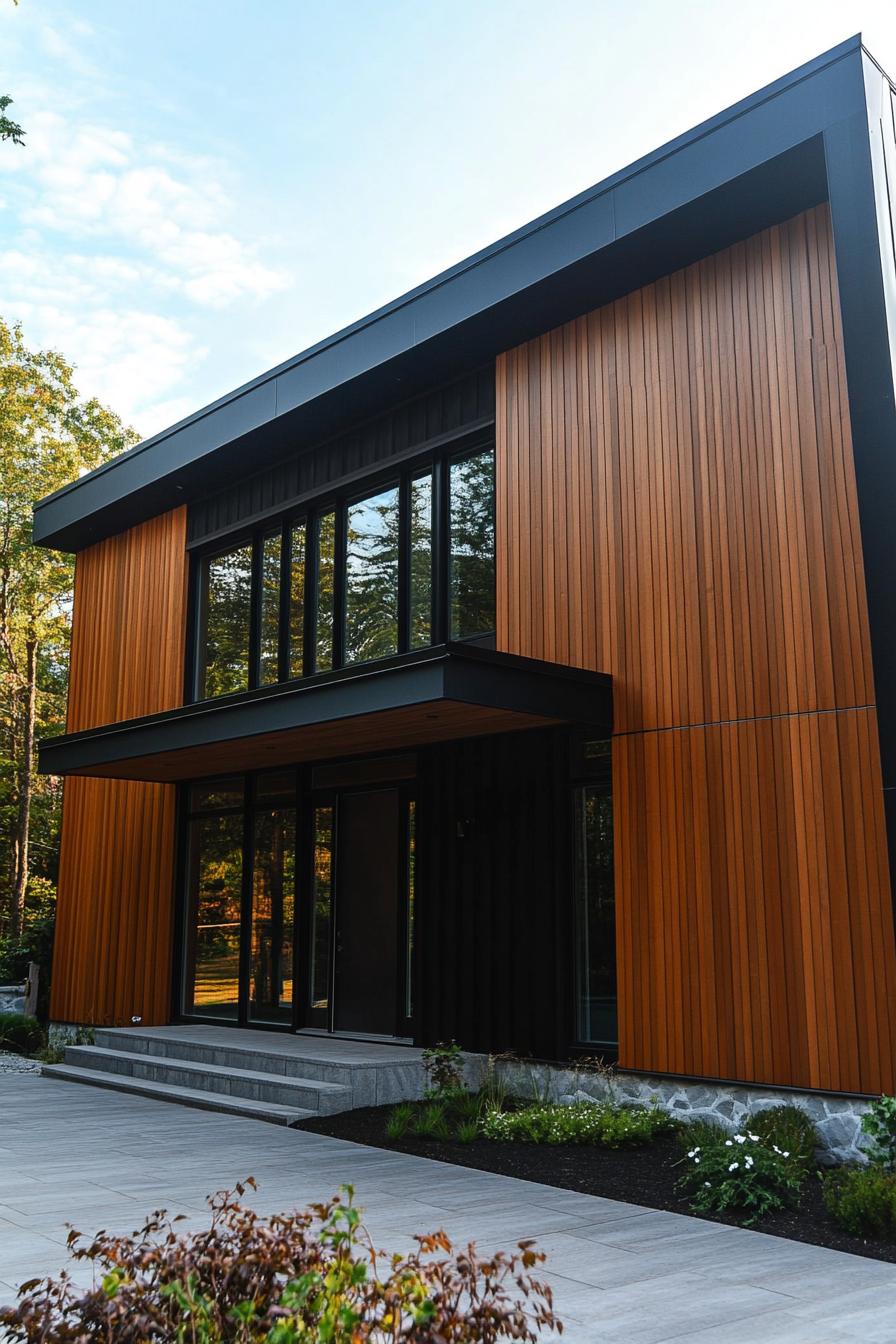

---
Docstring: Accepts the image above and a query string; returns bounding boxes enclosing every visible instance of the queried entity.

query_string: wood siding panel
[51,508,188,1026]
[496,204,896,1094]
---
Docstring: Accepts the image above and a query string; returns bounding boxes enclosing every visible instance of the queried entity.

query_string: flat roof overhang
[39,645,612,783]
[32,36,878,553]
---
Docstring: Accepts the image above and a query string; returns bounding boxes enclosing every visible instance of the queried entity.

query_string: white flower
[704,1181,711,1188]
[728,1162,739,1171]
[745,1156,754,1169]
[734,1134,746,1144]
[783,1151,790,1158]
[748,1133,760,1142]
[694,1157,701,1164]
[725,1140,733,1147]
[688,1149,697,1158]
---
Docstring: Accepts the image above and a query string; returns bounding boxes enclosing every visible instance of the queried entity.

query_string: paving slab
[0,1071,894,1342]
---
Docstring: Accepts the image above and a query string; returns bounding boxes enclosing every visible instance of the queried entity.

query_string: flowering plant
[481,1100,672,1148]
[676,1131,804,1225]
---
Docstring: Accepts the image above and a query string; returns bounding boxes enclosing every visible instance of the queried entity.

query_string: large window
[191,440,496,700]
[574,741,616,1046]
[197,545,253,698]
[184,780,245,1018]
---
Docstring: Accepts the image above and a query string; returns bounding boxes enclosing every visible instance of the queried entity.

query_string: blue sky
[2,0,896,440]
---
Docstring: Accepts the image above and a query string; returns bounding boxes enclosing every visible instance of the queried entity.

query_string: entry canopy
[39,645,613,783]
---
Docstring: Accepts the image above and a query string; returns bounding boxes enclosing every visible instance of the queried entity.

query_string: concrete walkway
[1,1074,895,1342]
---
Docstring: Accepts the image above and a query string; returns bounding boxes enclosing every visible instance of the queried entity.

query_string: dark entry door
[333,788,400,1034]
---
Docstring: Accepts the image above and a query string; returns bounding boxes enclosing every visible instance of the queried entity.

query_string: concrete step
[93,1028,362,1084]
[40,1064,315,1126]
[64,1046,353,1114]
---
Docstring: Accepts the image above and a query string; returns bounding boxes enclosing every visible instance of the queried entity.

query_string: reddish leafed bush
[0,1180,562,1341]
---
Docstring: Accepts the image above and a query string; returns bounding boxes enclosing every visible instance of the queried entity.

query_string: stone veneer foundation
[489,1060,874,1165]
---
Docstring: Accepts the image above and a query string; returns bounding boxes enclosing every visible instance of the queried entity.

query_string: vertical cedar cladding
[496,202,896,1094]
[51,508,188,1026]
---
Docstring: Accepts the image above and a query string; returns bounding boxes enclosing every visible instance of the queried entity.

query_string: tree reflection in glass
[345,486,400,664]
[575,780,616,1045]
[311,806,334,1011]
[186,812,244,1017]
[250,807,295,1023]
[289,521,306,678]
[409,473,433,649]
[315,512,336,672]
[199,545,252,697]
[450,449,495,639]
[259,532,281,686]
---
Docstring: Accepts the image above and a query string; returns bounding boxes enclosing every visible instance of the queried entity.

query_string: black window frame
[187,435,496,704]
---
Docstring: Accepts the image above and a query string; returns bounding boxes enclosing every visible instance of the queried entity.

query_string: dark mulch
[296,1105,896,1264]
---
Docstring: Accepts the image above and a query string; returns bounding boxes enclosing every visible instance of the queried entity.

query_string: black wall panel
[415,727,574,1061]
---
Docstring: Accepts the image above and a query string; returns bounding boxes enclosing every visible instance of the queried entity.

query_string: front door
[333,788,400,1034]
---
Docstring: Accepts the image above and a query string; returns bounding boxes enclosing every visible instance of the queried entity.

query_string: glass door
[248,772,296,1024]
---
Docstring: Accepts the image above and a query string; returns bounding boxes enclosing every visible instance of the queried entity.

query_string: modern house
[35,37,896,1110]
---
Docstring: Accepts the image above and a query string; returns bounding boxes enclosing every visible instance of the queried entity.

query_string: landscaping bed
[296,1101,896,1265]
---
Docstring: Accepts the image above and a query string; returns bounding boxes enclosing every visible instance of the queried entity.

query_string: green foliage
[822,1165,896,1239]
[421,1040,464,1097]
[413,1101,451,1142]
[677,1130,805,1226]
[748,1105,818,1176]
[456,1119,479,1145]
[385,1103,415,1141]
[679,1118,728,1152]
[0,1181,561,1342]
[0,94,24,147]
[481,1100,673,1148]
[861,1096,896,1172]
[0,1011,45,1056]
[0,317,138,940]
[0,908,55,1021]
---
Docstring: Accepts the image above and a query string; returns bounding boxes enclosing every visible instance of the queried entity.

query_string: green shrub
[678,1118,728,1152]
[0,1012,46,1056]
[457,1119,479,1145]
[748,1105,818,1176]
[822,1165,896,1238]
[414,1101,451,1142]
[0,1183,561,1342]
[861,1096,896,1172]
[385,1103,415,1141]
[0,911,55,1023]
[677,1130,804,1226]
[422,1041,464,1097]
[481,1100,672,1148]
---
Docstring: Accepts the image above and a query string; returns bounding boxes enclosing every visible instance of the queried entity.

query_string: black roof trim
[34,35,877,551]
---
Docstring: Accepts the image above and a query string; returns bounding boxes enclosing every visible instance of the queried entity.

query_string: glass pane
[409,473,433,649]
[259,532,281,686]
[188,779,245,813]
[289,521,306,678]
[199,545,253,698]
[185,812,244,1018]
[575,781,617,1045]
[249,808,295,1024]
[449,449,495,639]
[345,485,400,664]
[405,799,416,1019]
[315,512,336,672]
[310,805,334,1014]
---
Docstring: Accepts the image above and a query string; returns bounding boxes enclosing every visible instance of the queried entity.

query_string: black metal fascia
[38,645,613,778]
[33,36,869,552]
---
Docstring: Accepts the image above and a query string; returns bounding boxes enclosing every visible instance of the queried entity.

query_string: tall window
[315,512,336,673]
[310,805,334,1022]
[450,449,495,639]
[259,532,281,686]
[575,741,616,1046]
[184,780,245,1018]
[192,440,496,699]
[345,485,400,664]
[197,545,252,698]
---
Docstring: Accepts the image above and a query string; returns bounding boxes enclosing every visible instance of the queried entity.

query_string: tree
[0,95,24,146]
[0,319,138,938]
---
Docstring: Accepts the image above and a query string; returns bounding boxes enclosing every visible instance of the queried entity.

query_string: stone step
[40,1064,314,1126]
[64,1046,353,1114]
[93,1028,368,1084]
